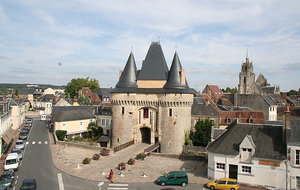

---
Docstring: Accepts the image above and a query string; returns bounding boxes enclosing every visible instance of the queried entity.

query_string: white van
[41,114,46,121]
[4,153,19,171]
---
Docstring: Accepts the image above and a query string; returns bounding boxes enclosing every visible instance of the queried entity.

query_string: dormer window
[248,116,253,123]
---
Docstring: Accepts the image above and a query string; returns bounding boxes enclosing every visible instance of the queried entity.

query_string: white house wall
[208,152,286,189]
[55,118,96,135]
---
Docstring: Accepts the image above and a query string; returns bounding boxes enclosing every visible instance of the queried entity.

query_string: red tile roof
[218,110,265,125]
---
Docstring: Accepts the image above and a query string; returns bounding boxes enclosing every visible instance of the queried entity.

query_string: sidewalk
[0,124,25,174]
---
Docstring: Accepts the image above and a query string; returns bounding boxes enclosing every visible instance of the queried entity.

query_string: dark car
[23,126,30,132]
[0,170,15,188]
[20,178,37,190]
[19,132,28,140]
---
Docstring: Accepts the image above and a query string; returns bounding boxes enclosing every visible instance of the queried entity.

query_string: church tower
[238,55,255,94]
[111,42,194,154]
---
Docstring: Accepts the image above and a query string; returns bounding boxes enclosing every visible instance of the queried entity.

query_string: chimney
[283,106,291,144]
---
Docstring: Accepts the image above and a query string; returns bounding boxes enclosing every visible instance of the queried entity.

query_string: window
[242,166,251,174]
[225,117,231,124]
[216,163,225,170]
[169,108,172,117]
[296,150,300,165]
[121,107,125,114]
[296,176,300,190]
[248,116,253,123]
[217,180,226,184]
[228,181,238,185]
[143,108,149,118]
[139,111,141,124]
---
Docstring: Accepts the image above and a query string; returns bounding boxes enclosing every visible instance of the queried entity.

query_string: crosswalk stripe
[32,141,35,144]
[45,141,48,144]
[107,188,128,190]
[108,184,129,187]
[26,142,29,145]
[38,141,41,144]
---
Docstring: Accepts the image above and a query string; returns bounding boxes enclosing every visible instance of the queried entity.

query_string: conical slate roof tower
[116,52,138,88]
[164,52,188,89]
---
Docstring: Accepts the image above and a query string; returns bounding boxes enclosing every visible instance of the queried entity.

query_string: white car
[4,153,19,171]
[15,140,25,150]
[11,149,23,160]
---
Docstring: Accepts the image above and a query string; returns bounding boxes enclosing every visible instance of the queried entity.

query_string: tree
[192,119,213,147]
[222,87,237,94]
[14,89,19,97]
[64,77,100,98]
[87,121,103,138]
[287,89,298,96]
[184,130,193,146]
[78,96,91,105]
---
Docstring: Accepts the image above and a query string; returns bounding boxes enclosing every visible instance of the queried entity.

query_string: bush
[100,148,110,156]
[127,158,135,165]
[82,157,91,164]
[92,154,100,160]
[118,162,126,170]
[56,130,67,141]
[135,153,146,160]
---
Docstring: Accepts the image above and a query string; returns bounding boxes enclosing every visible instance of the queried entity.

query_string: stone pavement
[49,135,209,184]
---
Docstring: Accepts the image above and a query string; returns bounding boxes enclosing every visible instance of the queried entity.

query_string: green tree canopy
[78,96,91,105]
[287,89,298,96]
[65,77,100,98]
[222,87,238,94]
[87,121,103,138]
[192,119,213,147]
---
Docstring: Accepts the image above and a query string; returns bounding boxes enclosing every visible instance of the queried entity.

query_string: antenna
[246,47,249,61]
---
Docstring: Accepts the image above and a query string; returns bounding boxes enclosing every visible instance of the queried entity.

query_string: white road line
[38,141,41,144]
[45,141,48,144]
[57,173,65,190]
[107,188,128,190]
[26,142,29,145]
[32,141,35,144]
[108,184,129,187]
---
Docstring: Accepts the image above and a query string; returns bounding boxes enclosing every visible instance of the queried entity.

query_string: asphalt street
[11,119,206,190]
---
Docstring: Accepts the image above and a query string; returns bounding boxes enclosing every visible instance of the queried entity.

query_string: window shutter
[290,148,295,167]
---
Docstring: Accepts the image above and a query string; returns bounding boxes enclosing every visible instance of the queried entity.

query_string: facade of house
[9,98,26,131]
[233,94,277,121]
[44,88,56,95]
[52,106,96,136]
[0,100,13,156]
[286,116,300,190]
[55,98,72,107]
[202,85,224,104]
[207,121,287,189]
[111,42,195,154]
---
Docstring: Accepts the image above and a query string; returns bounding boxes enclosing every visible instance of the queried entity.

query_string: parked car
[23,126,30,132]
[4,153,20,171]
[157,171,188,187]
[206,178,239,190]
[0,169,15,189]
[20,178,37,190]
[11,149,23,160]
[15,140,25,150]
[19,132,28,140]
[0,185,9,190]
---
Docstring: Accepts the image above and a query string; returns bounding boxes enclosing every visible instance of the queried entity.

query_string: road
[12,119,206,190]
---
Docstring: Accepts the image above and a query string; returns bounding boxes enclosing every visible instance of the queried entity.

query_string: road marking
[45,141,48,144]
[107,184,129,190]
[32,141,35,144]
[57,173,65,190]
[26,142,29,144]
[38,141,41,144]
[13,187,15,190]
[108,184,129,187]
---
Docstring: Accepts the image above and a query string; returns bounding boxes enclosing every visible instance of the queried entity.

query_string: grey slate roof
[137,42,169,80]
[288,118,300,145]
[261,86,275,94]
[19,88,36,95]
[212,128,226,140]
[94,88,113,97]
[116,52,138,88]
[164,52,188,89]
[261,95,276,106]
[191,97,219,117]
[52,106,95,122]
[207,121,286,160]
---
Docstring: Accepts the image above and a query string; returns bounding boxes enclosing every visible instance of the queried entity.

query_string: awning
[1,129,16,144]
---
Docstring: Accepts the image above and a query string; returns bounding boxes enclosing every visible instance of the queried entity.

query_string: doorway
[229,164,238,180]
[140,127,151,144]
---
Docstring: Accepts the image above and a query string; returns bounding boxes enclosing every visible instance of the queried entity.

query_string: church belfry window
[143,108,149,118]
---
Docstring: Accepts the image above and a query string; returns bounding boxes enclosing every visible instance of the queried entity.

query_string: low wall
[151,152,207,162]
[52,132,106,151]
[183,145,206,153]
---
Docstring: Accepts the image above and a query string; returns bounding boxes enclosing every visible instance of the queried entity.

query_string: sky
[0,0,300,92]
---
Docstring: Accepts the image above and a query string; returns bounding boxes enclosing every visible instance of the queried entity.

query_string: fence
[113,140,134,153]
[144,142,160,153]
